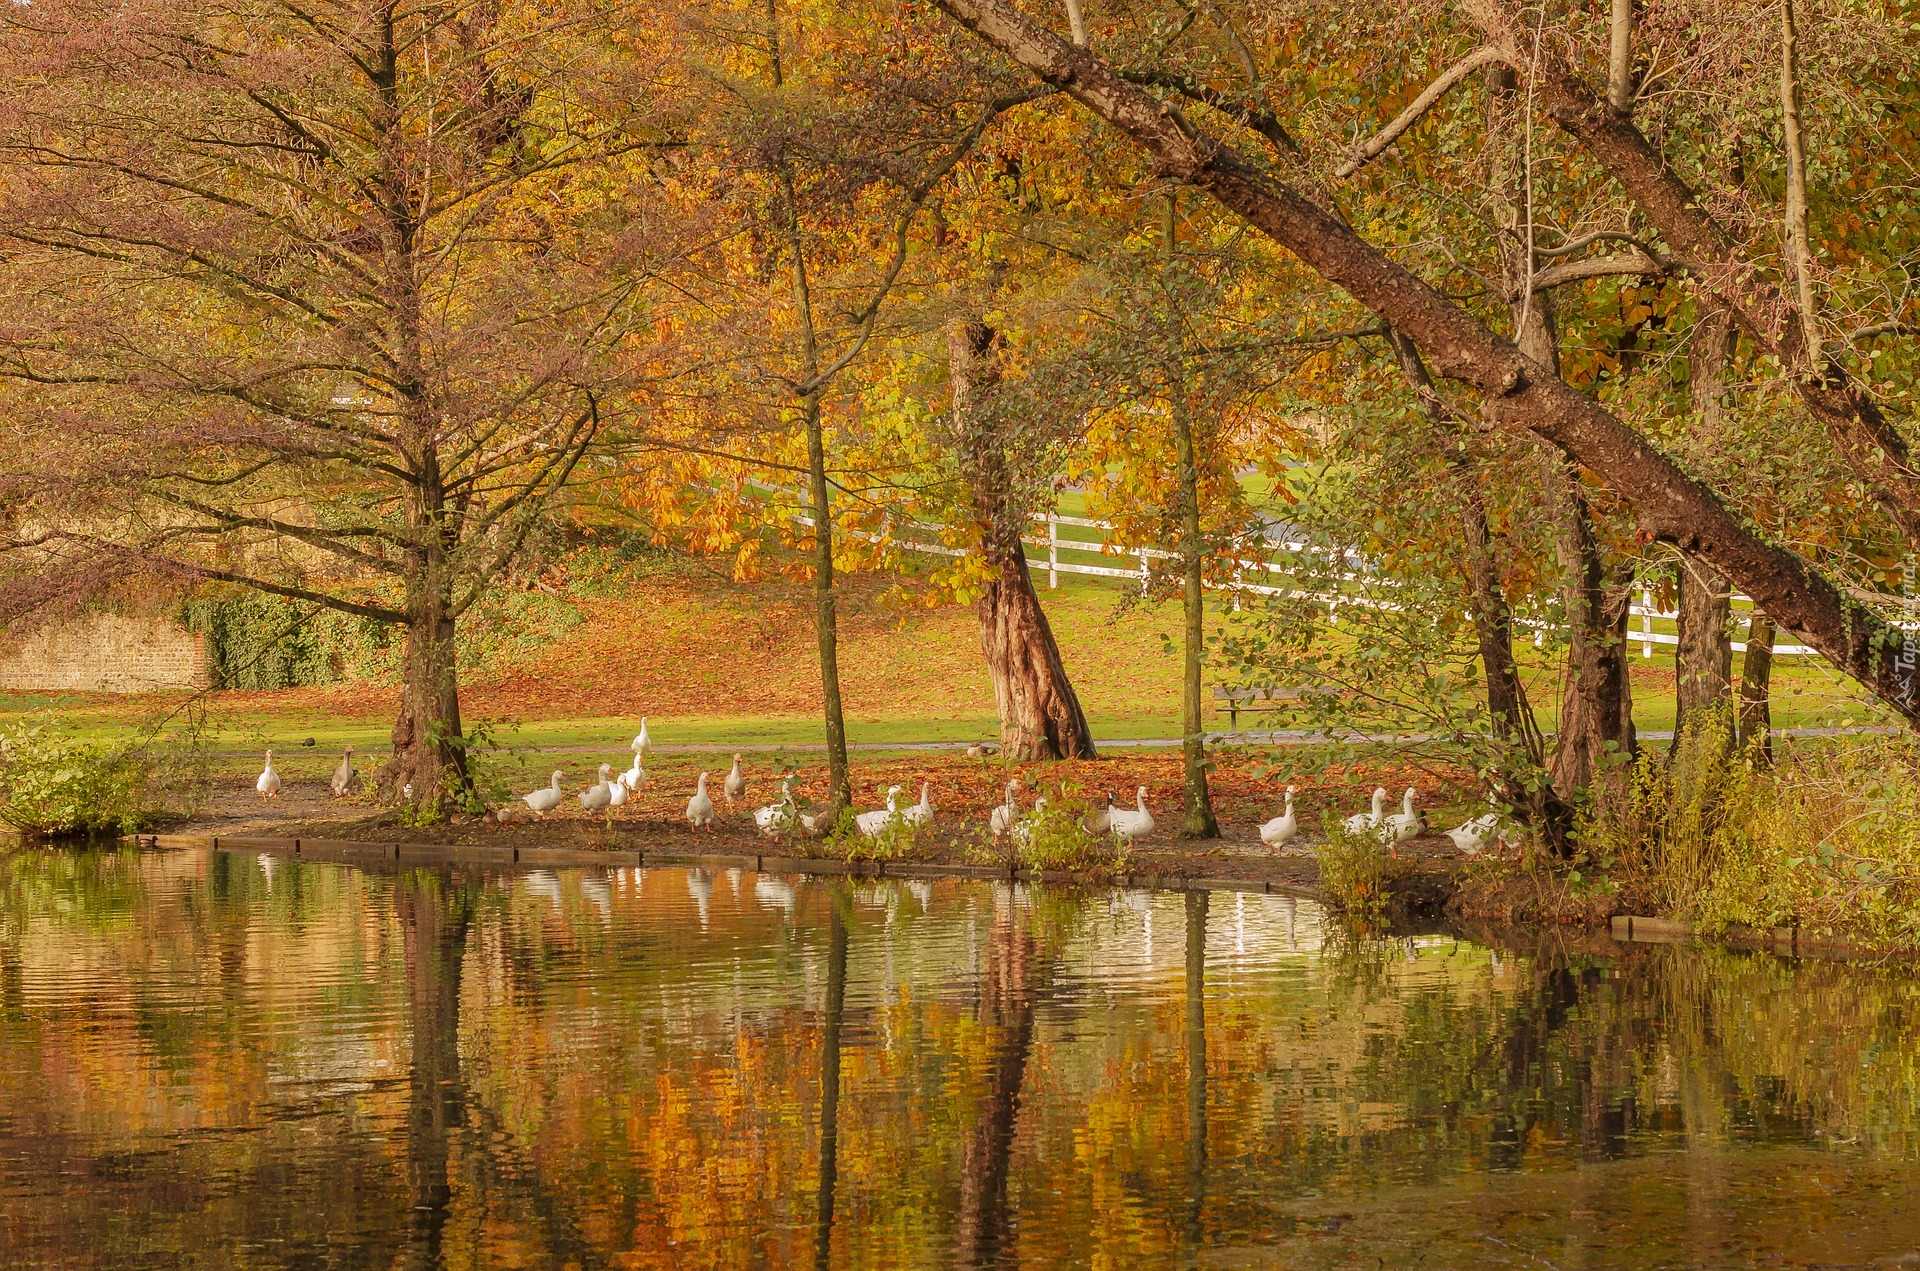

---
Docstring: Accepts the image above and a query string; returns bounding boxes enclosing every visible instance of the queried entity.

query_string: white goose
[687,772,714,831]
[630,717,652,757]
[1343,787,1387,836]
[1382,788,1424,845]
[580,763,615,813]
[1445,812,1500,856]
[256,752,281,801]
[1084,792,1113,836]
[855,786,901,837]
[1260,786,1299,849]
[524,771,565,817]
[754,778,796,837]
[1108,786,1155,841]
[902,781,934,828]
[329,745,355,797]
[989,781,1020,839]
[618,753,647,794]
[723,753,746,802]
[607,770,629,811]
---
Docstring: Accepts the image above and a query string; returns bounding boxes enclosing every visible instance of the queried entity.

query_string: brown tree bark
[954,886,1035,1266]
[948,319,1098,761]
[1739,611,1776,760]
[925,0,1920,729]
[1543,461,1637,802]
[1672,555,1733,747]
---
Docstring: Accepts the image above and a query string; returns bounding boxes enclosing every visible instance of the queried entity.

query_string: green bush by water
[1015,794,1129,878]
[0,712,208,836]
[1598,706,1920,950]
[1315,817,1404,919]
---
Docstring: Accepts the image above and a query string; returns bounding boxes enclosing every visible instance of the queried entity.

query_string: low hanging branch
[925,0,1920,728]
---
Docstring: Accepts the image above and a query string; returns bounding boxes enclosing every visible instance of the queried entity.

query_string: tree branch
[1336,47,1506,178]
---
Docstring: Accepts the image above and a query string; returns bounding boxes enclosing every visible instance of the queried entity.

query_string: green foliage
[178,592,338,690]
[0,711,208,836]
[1314,815,1404,919]
[826,803,921,862]
[1015,793,1129,878]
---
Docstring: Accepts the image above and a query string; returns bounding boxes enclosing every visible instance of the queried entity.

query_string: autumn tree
[0,0,686,803]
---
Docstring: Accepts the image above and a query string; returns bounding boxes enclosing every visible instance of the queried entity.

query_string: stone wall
[0,613,210,693]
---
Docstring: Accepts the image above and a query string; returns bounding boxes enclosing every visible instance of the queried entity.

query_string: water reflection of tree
[954,882,1039,1267]
[395,869,478,1268]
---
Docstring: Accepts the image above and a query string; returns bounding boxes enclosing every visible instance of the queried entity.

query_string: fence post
[1138,548,1150,595]
[1047,512,1059,589]
[1641,586,1654,658]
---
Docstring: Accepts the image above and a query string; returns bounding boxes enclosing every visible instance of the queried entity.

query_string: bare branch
[1336,47,1507,178]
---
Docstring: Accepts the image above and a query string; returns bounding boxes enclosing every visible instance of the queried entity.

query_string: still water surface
[2,847,1918,1267]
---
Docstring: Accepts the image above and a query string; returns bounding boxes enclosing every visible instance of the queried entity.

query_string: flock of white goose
[252,715,1503,854]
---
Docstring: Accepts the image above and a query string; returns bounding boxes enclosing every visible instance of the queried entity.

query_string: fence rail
[786,494,1830,659]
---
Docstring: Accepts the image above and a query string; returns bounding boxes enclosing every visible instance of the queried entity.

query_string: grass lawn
[8,567,1889,770]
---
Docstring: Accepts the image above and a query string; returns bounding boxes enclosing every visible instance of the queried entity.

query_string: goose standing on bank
[607,771,629,813]
[618,753,647,795]
[1108,787,1155,841]
[1383,788,1424,845]
[580,764,616,814]
[1260,786,1299,849]
[856,786,901,837]
[686,772,715,831]
[1343,787,1387,836]
[723,754,746,803]
[630,718,652,758]
[989,781,1020,839]
[256,752,281,801]
[524,771,565,817]
[902,782,934,828]
[329,746,355,797]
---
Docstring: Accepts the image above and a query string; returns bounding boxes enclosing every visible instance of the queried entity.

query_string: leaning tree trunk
[1739,610,1776,761]
[948,319,1097,760]
[1672,553,1733,750]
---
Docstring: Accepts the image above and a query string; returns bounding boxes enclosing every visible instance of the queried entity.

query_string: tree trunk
[1545,460,1636,807]
[1167,195,1218,838]
[1672,554,1733,748]
[1739,610,1776,761]
[804,390,852,809]
[948,319,1097,761]
[385,586,467,806]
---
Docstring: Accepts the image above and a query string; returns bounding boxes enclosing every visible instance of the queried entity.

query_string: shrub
[0,712,208,836]
[178,591,339,689]
[1015,795,1129,878]
[826,803,922,862]
[1315,816,1404,918]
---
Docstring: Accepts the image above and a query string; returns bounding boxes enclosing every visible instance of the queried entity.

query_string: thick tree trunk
[1739,611,1776,760]
[1545,464,1636,807]
[928,0,1920,729]
[948,319,1097,760]
[384,589,467,806]
[1672,554,1733,748]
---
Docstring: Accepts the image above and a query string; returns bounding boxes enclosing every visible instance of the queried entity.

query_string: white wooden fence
[783,495,1826,659]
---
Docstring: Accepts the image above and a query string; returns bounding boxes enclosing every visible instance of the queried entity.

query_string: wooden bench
[1212,685,1338,728]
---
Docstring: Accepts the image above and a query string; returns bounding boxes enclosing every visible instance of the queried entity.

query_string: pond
[1,847,1918,1268]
